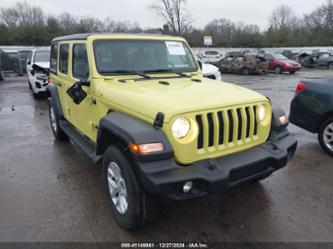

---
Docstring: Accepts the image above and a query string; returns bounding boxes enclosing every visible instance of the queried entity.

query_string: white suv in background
[198,59,222,80]
[26,48,50,98]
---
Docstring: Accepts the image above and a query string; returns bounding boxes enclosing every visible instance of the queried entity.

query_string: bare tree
[0,1,44,27]
[149,0,191,34]
[304,0,333,29]
[269,5,298,29]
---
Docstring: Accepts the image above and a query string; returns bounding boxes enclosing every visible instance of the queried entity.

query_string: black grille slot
[196,115,204,149]
[207,113,214,147]
[237,108,242,140]
[245,107,251,138]
[253,106,258,135]
[217,111,224,145]
[227,110,234,143]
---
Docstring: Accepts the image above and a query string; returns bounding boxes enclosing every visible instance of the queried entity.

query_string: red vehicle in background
[264,52,302,74]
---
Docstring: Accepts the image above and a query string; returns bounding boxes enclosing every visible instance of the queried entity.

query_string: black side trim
[47,84,64,119]
[96,112,174,162]
[59,120,102,163]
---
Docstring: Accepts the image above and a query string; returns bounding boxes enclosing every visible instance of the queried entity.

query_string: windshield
[19,51,31,60]
[93,39,198,75]
[274,53,288,60]
[34,51,50,63]
[205,51,219,55]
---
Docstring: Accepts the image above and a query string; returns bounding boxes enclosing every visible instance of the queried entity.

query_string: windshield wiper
[143,69,190,77]
[100,69,151,79]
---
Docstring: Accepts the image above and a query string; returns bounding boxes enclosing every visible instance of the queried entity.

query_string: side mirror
[197,60,203,70]
[32,64,49,75]
[27,59,31,65]
[67,80,90,105]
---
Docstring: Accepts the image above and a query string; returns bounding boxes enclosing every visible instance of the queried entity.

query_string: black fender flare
[96,112,174,162]
[47,84,64,119]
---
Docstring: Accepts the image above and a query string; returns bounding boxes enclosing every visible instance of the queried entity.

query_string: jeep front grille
[195,105,259,150]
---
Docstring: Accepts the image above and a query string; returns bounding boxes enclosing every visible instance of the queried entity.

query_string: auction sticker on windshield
[165,41,186,55]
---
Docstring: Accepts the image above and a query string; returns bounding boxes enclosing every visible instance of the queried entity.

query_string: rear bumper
[289,97,319,133]
[137,133,297,200]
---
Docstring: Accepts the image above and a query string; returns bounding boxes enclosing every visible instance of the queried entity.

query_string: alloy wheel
[107,162,128,215]
[323,122,333,151]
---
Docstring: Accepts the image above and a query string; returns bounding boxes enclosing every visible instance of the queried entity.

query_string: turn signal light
[295,82,307,94]
[129,142,164,155]
[279,115,288,125]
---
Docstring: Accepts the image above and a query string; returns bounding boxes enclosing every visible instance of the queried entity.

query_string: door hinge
[89,121,97,131]
[87,96,97,105]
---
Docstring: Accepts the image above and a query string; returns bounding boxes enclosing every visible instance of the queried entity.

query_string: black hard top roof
[51,33,178,43]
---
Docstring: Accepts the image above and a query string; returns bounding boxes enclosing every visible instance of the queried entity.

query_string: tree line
[0,0,333,48]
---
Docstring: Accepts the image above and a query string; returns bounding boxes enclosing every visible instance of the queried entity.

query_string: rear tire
[318,117,333,156]
[274,66,282,74]
[289,71,296,74]
[103,145,159,230]
[240,67,250,75]
[328,62,333,70]
[0,71,4,81]
[48,100,69,141]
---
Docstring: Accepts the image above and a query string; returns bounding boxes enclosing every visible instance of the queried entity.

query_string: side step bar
[59,120,102,163]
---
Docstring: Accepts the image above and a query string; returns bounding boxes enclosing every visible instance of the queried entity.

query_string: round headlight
[172,117,191,139]
[258,105,267,121]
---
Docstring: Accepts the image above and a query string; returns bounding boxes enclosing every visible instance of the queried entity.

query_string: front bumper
[137,133,297,200]
[285,66,302,72]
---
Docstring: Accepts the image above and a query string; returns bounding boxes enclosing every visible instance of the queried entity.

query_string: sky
[0,0,327,30]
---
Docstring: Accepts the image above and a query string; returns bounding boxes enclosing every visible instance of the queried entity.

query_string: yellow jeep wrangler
[46,33,297,230]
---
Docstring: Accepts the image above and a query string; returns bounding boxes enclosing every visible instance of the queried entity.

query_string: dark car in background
[0,49,4,81]
[290,78,333,155]
[297,52,333,70]
[264,52,302,74]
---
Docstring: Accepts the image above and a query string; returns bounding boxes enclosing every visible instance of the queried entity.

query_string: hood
[283,59,299,65]
[34,62,50,69]
[98,77,268,123]
[202,63,219,76]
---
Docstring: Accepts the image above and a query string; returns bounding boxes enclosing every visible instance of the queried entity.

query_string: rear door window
[59,44,69,75]
[50,43,58,73]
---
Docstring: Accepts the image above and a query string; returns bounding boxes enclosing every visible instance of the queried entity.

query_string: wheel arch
[317,111,333,132]
[47,84,64,119]
[96,112,174,161]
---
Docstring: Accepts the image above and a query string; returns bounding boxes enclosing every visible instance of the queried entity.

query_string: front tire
[103,145,158,230]
[48,100,69,141]
[318,117,333,156]
[0,70,4,81]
